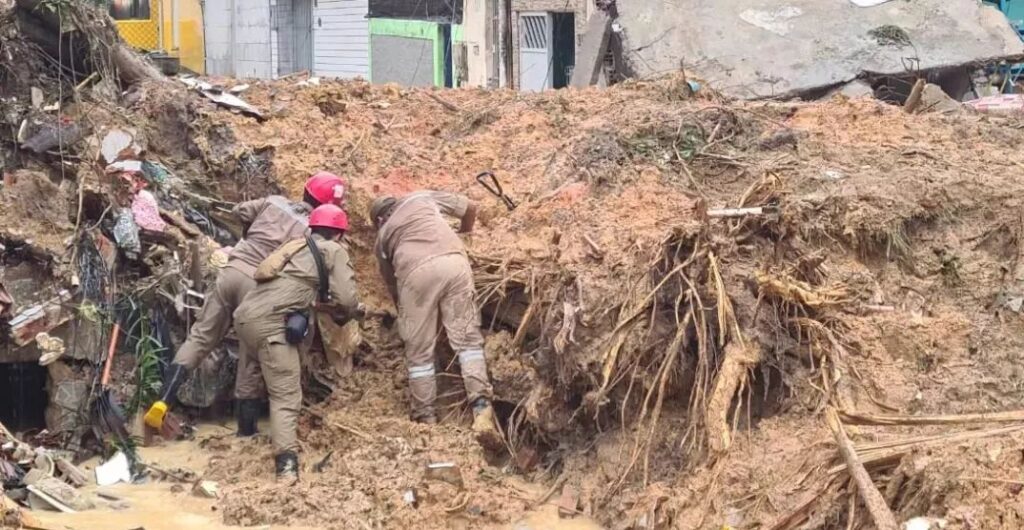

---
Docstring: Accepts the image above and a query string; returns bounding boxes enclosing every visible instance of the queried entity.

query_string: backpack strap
[305,235,330,304]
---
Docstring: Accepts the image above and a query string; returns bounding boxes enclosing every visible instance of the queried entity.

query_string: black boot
[274,451,299,483]
[236,399,261,437]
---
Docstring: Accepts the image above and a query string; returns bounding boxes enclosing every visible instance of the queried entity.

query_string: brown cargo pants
[236,323,302,454]
[172,266,265,400]
[398,253,493,421]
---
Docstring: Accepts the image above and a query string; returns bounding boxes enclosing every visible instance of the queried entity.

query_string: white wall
[462,0,494,87]
[313,0,369,79]
[203,0,274,78]
[234,0,274,78]
[205,0,234,75]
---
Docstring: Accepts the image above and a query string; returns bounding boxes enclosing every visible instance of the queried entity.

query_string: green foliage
[124,303,166,416]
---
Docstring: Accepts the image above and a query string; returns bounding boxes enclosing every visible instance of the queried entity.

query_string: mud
[32,425,316,530]
[6,29,1024,527]
[191,79,1024,529]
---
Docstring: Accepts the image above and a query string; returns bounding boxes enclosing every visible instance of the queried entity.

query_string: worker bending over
[145,172,347,437]
[370,191,500,449]
[234,204,361,481]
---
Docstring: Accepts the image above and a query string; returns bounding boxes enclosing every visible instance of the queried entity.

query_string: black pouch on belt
[285,311,309,344]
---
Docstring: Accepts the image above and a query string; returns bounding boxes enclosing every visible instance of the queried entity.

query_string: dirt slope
[175,77,1024,529]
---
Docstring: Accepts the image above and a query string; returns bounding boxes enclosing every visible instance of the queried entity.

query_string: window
[110,0,151,21]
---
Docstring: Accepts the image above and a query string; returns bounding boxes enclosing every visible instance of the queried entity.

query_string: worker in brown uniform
[144,172,348,437]
[369,191,501,449]
[234,204,361,481]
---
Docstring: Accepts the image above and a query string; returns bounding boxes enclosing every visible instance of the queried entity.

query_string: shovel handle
[102,322,120,387]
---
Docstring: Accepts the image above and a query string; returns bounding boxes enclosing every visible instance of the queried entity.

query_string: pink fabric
[132,190,166,232]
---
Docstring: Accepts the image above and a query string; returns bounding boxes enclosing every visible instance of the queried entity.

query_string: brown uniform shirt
[228,196,312,277]
[374,191,470,303]
[234,235,360,341]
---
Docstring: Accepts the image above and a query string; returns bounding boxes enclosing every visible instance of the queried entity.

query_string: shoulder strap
[305,235,330,303]
[254,238,308,281]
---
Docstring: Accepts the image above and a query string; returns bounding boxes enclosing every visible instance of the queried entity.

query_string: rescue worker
[144,172,347,437]
[234,204,361,481]
[369,191,501,449]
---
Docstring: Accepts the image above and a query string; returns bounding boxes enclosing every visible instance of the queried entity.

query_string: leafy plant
[125,306,165,415]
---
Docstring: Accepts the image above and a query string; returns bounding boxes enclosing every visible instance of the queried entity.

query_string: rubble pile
[187,75,1024,528]
[4,1,1024,529]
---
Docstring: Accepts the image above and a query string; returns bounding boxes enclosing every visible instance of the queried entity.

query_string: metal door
[293,0,313,72]
[519,12,552,92]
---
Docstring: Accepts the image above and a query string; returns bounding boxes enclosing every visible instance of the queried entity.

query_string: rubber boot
[274,451,299,484]
[236,399,260,437]
[470,398,503,451]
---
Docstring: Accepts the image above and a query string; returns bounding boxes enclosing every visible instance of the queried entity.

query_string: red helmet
[309,204,349,231]
[304,171,346,206]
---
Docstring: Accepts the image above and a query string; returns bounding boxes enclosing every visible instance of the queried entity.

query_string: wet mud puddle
[32,424,315,530]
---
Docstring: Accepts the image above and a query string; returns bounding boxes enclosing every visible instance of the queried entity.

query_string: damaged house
[613,0,1024,100]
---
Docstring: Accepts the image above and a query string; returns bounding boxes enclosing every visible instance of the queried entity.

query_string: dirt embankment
[172,77,1024,529]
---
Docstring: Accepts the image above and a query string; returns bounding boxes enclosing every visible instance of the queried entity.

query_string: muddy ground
[7,24,1024,527]
[159,78,1024,529]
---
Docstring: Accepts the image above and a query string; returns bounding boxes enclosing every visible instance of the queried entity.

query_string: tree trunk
[15,0,166,86]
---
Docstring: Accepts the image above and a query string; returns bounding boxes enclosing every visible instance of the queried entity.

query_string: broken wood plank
[841,409,1024,426]
[426,92,460,112]
[826,408,898,530]
[557,484,580,518]
[707,206,778,218]
[904,78,926,114]
[25,485,77,514]
[55,457,88,487]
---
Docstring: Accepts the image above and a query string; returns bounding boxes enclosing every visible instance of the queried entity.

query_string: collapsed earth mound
[196,78,1024,529]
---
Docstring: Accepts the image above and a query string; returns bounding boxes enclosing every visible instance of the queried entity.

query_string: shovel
[476,171,517,211]
[95,323,130,443]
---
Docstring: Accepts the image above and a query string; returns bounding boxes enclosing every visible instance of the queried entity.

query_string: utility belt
[283,235,330,345]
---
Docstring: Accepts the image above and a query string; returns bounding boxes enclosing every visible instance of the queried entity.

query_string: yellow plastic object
[144,400,168,429]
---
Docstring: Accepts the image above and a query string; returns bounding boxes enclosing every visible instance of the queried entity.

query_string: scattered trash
[966,94,1024,114]
[21,121,87,154]
[851,0,894,6]
[402,488,419,508]
[141,160,172,187]
[30,87,43,109]
[100,128,142,164]
[821,169,846,181]
[193,480,219,499]
[557,485,579,518]
[35,332,65,366]
[7,290,73,346]
[132,189,167,232]
[95,451,132,487]
[112,208,142,259]
[0,282,13,318]
[904,517,948,530]
[107,160,144,174]
[228,84,250,94]
[424,462,464,488]
[297,77,321,87]
[24,469,93,512]
[706,204,781,219]
[314,451,334,473]
[180,76,264,120]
